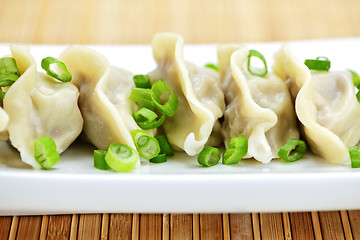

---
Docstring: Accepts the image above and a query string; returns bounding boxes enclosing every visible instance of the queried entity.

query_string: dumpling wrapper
[218,44,299,163]
[148,32,225,156]
[273,44,360,164]
[60,45,152,169]
[0,107,9,141]
[3,45,83,169]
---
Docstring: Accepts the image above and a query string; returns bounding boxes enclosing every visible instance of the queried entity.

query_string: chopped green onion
[150,153,167,163]
[197,146,221,167]
[304,57,331,71]
[223,148,243,165]
[41,57,72,82]
[129,88,154,110]
[349,69,360,88]
[0,57,20,77]
[94,150,110,170]
[278,138,307,162]
[133,108,165,129]
[155,135,174,156]
[0,90,5,99]
[204,63,219,72]
[349,146,360,168]
[247,49,268,77]
[34,136,60,169]
[105,143,139,172]
[131,129,160,159]
[151,80,178,117]
[133,75,152,89]
[0,74,17,87]
[356,91,360,103]
[228,136,248,153]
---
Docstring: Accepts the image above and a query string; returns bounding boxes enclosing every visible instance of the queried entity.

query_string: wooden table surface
[1,0,360,239]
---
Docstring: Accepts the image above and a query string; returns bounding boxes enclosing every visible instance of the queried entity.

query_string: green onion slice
[34,136,60,169]
[0,90,5,99]
[0,57,20,77]
[129,88,154,110]
[197,146,221,167]
[0,73,17,87]
[131,129,160,159]
[204,63,219,72]
[222,148,243,165]
[349,69,360,89]
[304,57,331,71]
[151,80,178,117]
[278,138,307,162]
[349,146,360,168]
[94,150,110,170]
[41,57,72,82]
[150,153,167,163]
[356,91,360,103]
[228,136,248,153]
[133,108,165,129]
[105,143,139,172]
[156,135,174,156]
[247,49,268,77]
[133,75,152,89]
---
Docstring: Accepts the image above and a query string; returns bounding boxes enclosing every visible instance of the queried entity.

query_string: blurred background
[0,0,359,44]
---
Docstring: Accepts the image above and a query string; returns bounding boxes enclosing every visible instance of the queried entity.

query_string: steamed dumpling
[147,32,225,156]
[3,45,83,168]
[273,44,360,164]
[0,107,9,141]
[59,45,153,154]
[218,44,299,163]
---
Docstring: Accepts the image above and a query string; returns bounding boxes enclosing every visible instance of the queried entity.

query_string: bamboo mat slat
[0,216,12,239]
[348,210,360,239]
[46,215,72,240]
[259,213,285,240]
[139,214,162,239]
[318,211,345,240]
[77,214,102,240]
[289,212,315,240]
[229,213,253,239]
[199,214,223,239]
[15,215,42,239]
[108,214,132,240]
[170,214,193,240]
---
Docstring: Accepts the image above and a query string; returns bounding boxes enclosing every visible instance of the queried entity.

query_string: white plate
[1,39,360,215]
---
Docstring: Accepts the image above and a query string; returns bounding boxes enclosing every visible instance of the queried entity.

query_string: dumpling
[59,45,153,156]
[3,45,83,168]
[273,44,360,164]
[147,32,225,156]
[0,107,9,141]
[218,44,299,163]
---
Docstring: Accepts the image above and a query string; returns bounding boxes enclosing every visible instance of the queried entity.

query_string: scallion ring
[155,135,174,156]
[34,136,60,169]
[94,150,110,170]
[133,108,165,129]
[349,69,360,89]
[204,63,219,72]
[228,136,248,154]
[197,146,221,167]
[105,143,139,172]
[304,57,331,71]
[131,129,160,159]
[0,57,20,77]
[151,80,178,117]
[247,49,268,77]
[278,138,307,162]
[133,75,152,89]
[41,57,72,82]
[349,146,360,168]
[222,148,243,165]
[0,74,17,87]
[129,88,154,110]
[150,153,167,163]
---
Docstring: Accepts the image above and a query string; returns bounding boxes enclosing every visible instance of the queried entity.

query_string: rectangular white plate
[1,38,360,215]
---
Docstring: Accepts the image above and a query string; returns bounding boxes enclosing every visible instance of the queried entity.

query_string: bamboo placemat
[1,212,360,239]
[1,0,360,239]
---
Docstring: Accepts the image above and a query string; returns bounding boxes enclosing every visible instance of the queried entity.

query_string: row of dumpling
[0,32,358,170]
